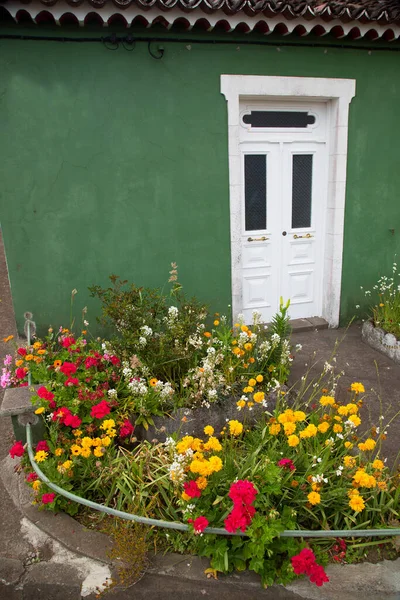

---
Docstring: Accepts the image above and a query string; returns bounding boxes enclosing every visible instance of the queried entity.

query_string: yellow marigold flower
[311,482,321,492]
[344,441,353,449]
[3,335,14,343]
[70,445,81,456]
[288,434,300,447]
[25,354,34,361]
[15,359,24,367]
[181,492,191,502]
[208,455,223,472]
[191,438,204,452]
[81,437,93,449]
[55,448,64,456]
[344,456,356,468]
[364,438,376,451]
[228,420,243,436]
[307,491,321,505]
[204,332,212,338]
[176,436,194,454]
[231,340,237,345]
[293,411,306,422]
[300,424,318,439]
[33,357,42,364]
[351,382,365,394]
[203,437,222,452]
[269,423,281,435]
[318,422,330,433]
[337,406,349,416]
[348,415,361,427]
[107,428,117,438]
[248,378,257,387]
[93,447,105,458]
[241,325,249,332]
[34,407,45,415]
[196,476,208,490]
[249,357,255,364]
[283,422,296,436]
[256,374,264,383]
[34,450,48,462]
[80,447,90,458]
[243,386,254,393]
[349,495,365,511]
[244,343,252,351]
[149,378,158,386]
[101,419,115,431]
[204,425,214,436]
[247,401,254,407]
[62,460,73,470]
[101,436,111,447]
[232,347,241,355]
[377,481,387,491]
[32,480,41,491]
[334,416,342,422]
[33,342,41,349]
[253,392,265,404]
[73,430,82,438]
[213,320,220,326]
[348,488,360,498]
[372,459,384,470]
[37,349,46,355]
[91,437,102,447]
[319,395,335,406]
[53,360,62,368]
[353,469,376,488]
[236,399,246,409]
[193,451,204,461]
[346,403,358,415]
[190,460,206,474]
[234,323,240,328]
[333,424,343,433]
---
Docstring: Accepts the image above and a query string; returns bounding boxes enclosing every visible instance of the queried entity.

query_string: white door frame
[220,75,356,328]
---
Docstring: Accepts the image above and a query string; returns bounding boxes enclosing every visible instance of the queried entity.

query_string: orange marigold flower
[249,357,255,364]
[204,332,212,338]
[3,335,14,343]
[25,354,34,361]
[15,359,23,367]
[149,378,158,387]
[53,360,62,368]
[37,349,46,355]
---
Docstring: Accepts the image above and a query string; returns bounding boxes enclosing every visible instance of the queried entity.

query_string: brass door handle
[247,236,269,242]
[293,233,313,239]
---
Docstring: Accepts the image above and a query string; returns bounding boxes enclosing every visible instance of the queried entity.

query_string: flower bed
[3,270,400,589]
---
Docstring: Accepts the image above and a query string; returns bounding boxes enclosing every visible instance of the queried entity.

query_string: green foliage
[360,262,400,337]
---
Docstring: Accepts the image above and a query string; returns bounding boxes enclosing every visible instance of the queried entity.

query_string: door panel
[239,130,327,322]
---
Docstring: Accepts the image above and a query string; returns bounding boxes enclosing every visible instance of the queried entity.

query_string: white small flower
[84,319,89,326]
[108,389,118,399]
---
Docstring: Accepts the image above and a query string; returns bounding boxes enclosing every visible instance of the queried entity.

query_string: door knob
[282,231,287,236]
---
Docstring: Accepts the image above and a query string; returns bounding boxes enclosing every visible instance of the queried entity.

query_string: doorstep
[289,317,329,333]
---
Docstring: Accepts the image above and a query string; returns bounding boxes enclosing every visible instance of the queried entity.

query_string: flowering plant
[359,261,400,338]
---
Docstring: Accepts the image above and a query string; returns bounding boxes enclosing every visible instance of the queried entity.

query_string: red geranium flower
[308,564,329,586]
[90,400,111,419]
[277,458,296,471]
[59,362,77,376]
[26,472,38,482]
[61,336,76,348]
[64,377,79,387]
[36,440,49,452]
[63,413,82,428]
[41,493,56,504]
[85,356,98,369]
[228,480,258,506]
[9,441,25,458]
[17,347,27,357]
[15,367,27,380]
[291,548,317,575]
[52,407,72,424]
[183,480,201,498]
[188,516,209,534]
[37,386,55,402]
[109,355,120,366]
[119,419,134,438]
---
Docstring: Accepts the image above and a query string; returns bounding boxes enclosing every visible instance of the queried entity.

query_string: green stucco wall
[1,27,400,333]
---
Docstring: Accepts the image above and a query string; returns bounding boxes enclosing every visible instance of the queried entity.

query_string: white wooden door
[240,129,328,322]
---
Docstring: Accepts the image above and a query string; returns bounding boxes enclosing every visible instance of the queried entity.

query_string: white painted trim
[221,75,356,327]
[4,0,400,40]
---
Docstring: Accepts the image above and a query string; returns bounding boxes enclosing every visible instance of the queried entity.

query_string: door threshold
[289,317,329,333]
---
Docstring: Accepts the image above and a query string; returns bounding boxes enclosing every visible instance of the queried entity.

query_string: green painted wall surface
[0,27,400,333]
